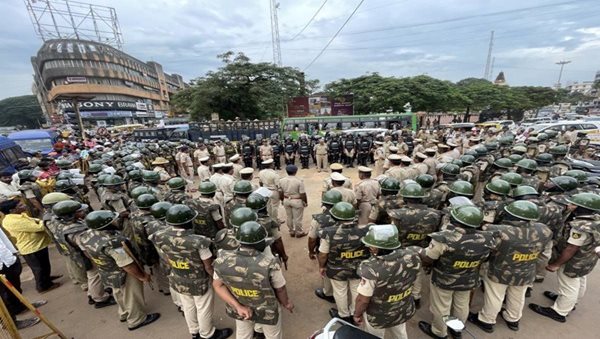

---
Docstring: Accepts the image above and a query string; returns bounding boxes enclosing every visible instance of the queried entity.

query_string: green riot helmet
[484,141,498,151]
[142,170,160,183]
[85,210,118,230]
[504,200,540,221]
[130,186,152,199]
[54,179,75,192]
[56,159,72,169]
[165,204,198,226]
[501,172,523,187]
[450,205,484,228]
[103,174,125,186]
[380,177,401,194]
[167,177,186,190]
[96,173,109,186]
[52,200,83,217]
[125,165,134,173]
[199,181,217,195]
[361,224,401,250]
[42,192,71,206]
[150,201,172,220]
[493,158,513,169]
[537,132,549,141]
[498,137,513,146]
[88,163,103,174]
[322,190,343,206]
[485,179,511,196]
[512,145,528,154]
[512,185,539,198]
[535,153,554,165]
[246,193,268,211]
[565,170,588,184]
[236,221,268,246]
[440,163,460,176]
[329,202,356,221]
[549,176,578,192]
[464,150,478,157]
[56,171,73,181]
[233,180,253,195]
[549,145,568,156]
[135,193,158,209]
[449,180,474,197]
[508,154,523,164]
[459,155,475,166]
[128,169,142,181]
[415,174,435,189]
[545,130,558,139]
[475,146,488,156]
[451,159,464,168]
[229,207,258,229]
[17,170,34,181]
[400,183,426,198]
[566,193,600,212]
[516,159,537,172]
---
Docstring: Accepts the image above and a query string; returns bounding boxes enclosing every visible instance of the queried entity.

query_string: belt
[266,187,277,190]
[284,195,302,199]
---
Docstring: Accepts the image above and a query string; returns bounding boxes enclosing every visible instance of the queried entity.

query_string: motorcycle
[309,318,378,339]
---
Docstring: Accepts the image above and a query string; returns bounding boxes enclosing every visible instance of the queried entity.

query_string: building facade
[565,81,593,95]
[31,39,187,126]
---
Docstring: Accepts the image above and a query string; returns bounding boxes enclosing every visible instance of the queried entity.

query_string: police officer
[278,165,307,238]
[197,157,211,183]
[419,206,495,339]
[101,174,132,218]
[373,141,385,175]
[354,224,421,338]
[469,201,552,333]
[516,159,541,192]
[259,139,274,166]
[150,205,233,339]
[318,202,369,323]
[127,169,144,192]
[213,221,294,339]
[219,163,236,206]
[213,140,226,164]
[357,134,371,166]
[230,154,244,180]
[240,136,255,168]
[271,136,282,170]
[226,180,253,228]
[79,210,160,330]
[368,177,402,224]
[342,134,356,168]
[142,171,166,200]
[530,193,600,323]
[331,172,357,207]
[354,167,379,225]
[314,138,328,171]
[283,137,297,166]
[240,168,259,191]
[480,179,512,224]
[258,159,281,223]
[165,177,189,204]
[189,182,225,239]
[246,193,288,268]
[328,134,341,164]
[322,163,352,193]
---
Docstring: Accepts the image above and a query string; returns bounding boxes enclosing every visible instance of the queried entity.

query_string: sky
[1,0,600,100]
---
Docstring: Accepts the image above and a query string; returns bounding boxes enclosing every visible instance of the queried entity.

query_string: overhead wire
[288,0,329,41]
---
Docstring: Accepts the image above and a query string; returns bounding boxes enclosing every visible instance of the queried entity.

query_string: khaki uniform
[373,147,385,175]
[176,151,194,182]
[332,186,357,206]
[259,145,274,161]
[210,173,224,212]
[219,174,235,204]
[193,148,210,164]
[213,145,226,163]
[259,169,281,222]
[423,157,438,176]
[354,179,379,225]
[233,163,243,180]
[197,165,211,182]
[315,144,328,171]
[279,176,305,234]
[322,178,352,193]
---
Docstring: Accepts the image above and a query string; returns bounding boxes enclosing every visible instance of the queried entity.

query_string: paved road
[20,167,600,339]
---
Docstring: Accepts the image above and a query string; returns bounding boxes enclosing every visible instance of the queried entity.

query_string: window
[67,43,73,53]
[581,124,597,130]
[88,45,96,52]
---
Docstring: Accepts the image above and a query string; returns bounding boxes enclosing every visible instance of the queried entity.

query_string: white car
[532,120,600,134]
[341,128,389,137]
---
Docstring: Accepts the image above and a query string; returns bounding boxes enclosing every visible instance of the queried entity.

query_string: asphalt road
[19,166,600,339]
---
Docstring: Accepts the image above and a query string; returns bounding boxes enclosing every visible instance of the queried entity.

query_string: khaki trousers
[170,287,182,307]
[479,273,527,324]
[216,156,226,164]
[283,198,304,233]
[535,244,553,280]
[66,258,87,290]
[316,154,327,171]
[87,269,110,302]
[322,275,333,296]
[236,307,282,339]
[331,278,360,317]
[413,267,424,300]
[179,289,215,337]
[112,275,147,328]
[267,190,281,222]
[429,283,470,337]
[357,202,371,225]
[375,160,384,176]
[552,266,587,316]
[364,315,407,339]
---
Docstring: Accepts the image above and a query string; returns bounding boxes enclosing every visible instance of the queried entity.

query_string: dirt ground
[19,166,600,339]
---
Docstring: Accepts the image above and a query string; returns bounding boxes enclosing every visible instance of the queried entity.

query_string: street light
[555,60,571,89]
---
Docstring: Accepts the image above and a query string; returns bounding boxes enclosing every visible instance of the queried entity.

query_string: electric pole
[555,60,571,89]
[269,0,282,66]
[483,31,494,80]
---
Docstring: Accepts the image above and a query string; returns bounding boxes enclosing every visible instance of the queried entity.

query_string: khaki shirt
[197,165,211,182]
[332,186,357,206]
[279,176,305,199]
[259,145,273,158]
[397,142,409,154]
[355,179,379,204]
[383,140,393,156]
[373,147,385,161]
[233,164,243,180]
[322,177,352,193]
[220,174,235,202]
[315,144,328,155]
[193,148,210,162]
[258,169,280,190]
[213,145,226,157]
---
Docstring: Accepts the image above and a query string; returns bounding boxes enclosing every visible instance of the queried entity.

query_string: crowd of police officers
[32,124,600,339]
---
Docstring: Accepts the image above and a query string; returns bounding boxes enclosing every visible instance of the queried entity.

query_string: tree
[0,95,44,128]
[171,52,319,121]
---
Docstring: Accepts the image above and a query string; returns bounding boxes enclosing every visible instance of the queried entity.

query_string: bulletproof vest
[521,174,540,190]
[312,213,336,230]
[164,191,189,205]
[558,215,600,278]
[45,218,65,254]
[299,143,310,155]
[480,200,508,224]
[549,161,571,177]
[127,212,159,266]
[55,221,93,271]
[285,143,294,153]
[330,141,340,151]
[271,143,281,155]
[360,140,370,151]
[345,140,355,150]
[78,229,128,288]
[486,222,552,286]
[358,249,420,328]
[152,227,211,295]
[320,223,369,281]
[213,248,280,325]
[430,229,495,290]
[391,205,441,248]
[225,145,235,155]
[257,214,279,238]
[145,219,167,236]
[243,144,253,156]
[374,196,403,224]
[189,199,219,239]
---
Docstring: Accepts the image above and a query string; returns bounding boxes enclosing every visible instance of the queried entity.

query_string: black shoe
[448,327,462,339]
[534,277,545,283]
[192,334,200,339]
[94,296,117,309]
[418,321,447,339]
[329,308,340,319]
[315,288,335,303]
[414,298,421,309]
[528,304,566,323]
[209,328,233,339]
[128,313,161,330]
[525,287,532,298]
[544,291,559,301]
[500,310,519,331]
[253,331,266,339]
[88,296,96,305]
[467,312,494,333]
[16,317,40,329]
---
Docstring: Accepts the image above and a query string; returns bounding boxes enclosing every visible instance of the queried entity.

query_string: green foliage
[0,95,44,128]
[171,52,319,121]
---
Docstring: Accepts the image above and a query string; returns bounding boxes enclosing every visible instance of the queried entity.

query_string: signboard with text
[288,95,353,117]
[331,94,354,116]
[60,100,138,112]
[287,97,309,117]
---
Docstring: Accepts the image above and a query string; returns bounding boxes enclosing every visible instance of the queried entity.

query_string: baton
[121,241,154,290]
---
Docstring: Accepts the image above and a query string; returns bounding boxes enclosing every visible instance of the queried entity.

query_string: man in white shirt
[0,169,21,204]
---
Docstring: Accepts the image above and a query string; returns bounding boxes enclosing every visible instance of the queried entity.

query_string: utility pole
[269,0,282,66]
[555,60,571,89]
[483,31,494,80]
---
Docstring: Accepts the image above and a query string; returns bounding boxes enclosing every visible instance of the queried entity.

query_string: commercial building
[565,81,594,95]
[31,39,188,126]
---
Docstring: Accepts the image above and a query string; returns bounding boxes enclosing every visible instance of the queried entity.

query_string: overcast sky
[1,0,600,100]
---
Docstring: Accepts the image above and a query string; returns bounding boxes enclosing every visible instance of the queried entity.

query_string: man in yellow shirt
[2,202,61,293]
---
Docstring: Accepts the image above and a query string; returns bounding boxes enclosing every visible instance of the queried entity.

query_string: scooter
[309,318,379,339]
[444,315,477,339]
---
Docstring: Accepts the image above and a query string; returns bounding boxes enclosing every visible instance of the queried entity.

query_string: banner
[287,97,309,117]
[331,94,354,116]
[309,96,331,116]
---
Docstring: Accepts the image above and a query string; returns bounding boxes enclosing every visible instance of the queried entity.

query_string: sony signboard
[59,100,138,112]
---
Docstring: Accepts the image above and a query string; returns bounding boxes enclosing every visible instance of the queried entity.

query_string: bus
[0,136,27,172]
[7,129,57,156]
